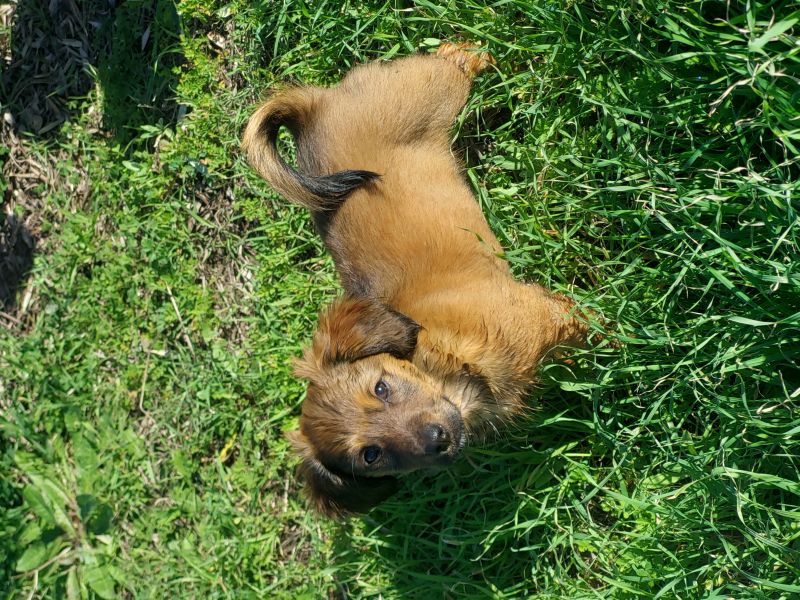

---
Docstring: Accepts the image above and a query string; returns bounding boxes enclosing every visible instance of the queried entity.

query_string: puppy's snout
[423,423,451,454]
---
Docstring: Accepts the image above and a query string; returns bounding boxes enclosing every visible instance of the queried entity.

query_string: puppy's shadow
[328,369,600,597]
[0,212,34,313]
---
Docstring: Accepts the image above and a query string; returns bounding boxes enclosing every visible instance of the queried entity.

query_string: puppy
[243,43,589,517]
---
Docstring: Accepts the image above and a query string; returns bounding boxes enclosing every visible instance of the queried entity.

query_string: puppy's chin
[443,374,495,432]
[445,409,467,458]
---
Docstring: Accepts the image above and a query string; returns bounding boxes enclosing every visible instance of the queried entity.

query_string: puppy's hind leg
[435,42,495,79]
[334,42,494,150]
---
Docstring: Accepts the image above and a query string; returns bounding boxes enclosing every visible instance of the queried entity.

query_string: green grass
[1,0,799,597]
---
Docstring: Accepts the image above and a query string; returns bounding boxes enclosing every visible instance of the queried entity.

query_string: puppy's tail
[242,88,379,211]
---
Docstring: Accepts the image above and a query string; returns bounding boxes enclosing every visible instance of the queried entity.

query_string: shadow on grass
[0,0,183,313]
[93,0,184,145]
[0,211,33,312]
[0,0,183,142]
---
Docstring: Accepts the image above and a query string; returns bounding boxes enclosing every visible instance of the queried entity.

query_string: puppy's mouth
[435,399,466,462]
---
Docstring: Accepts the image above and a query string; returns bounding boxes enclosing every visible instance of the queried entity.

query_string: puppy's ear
[286,430,399,518]
[316,296,421,364]
[294,297,420,381]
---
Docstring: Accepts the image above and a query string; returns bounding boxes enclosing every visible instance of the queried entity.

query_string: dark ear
[294,296,420,381]
[287,430,399,518]
[318,296,421,363]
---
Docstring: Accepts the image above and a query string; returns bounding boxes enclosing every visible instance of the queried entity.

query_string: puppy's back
[244,47,504,298]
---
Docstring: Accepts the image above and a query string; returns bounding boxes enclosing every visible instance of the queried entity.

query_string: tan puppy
[243,43,589,517]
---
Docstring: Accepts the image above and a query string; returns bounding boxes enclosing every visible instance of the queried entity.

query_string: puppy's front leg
[519,284,592,354]
[544,291,592,349]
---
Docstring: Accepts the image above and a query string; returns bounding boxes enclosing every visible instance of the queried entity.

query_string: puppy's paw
[436,42,495,77]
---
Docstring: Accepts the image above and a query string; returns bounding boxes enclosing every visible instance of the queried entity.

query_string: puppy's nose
[423,423,451,454]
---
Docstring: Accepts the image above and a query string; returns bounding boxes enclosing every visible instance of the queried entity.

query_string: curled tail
[242,87,379,211]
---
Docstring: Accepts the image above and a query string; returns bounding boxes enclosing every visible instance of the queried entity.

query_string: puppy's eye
[374,380,390,401]
[362,446,382,465]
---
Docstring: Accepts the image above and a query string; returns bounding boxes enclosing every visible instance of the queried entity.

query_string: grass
[1,0,799,597]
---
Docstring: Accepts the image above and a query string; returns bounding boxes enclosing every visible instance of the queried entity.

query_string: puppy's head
[288,296,465,518]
